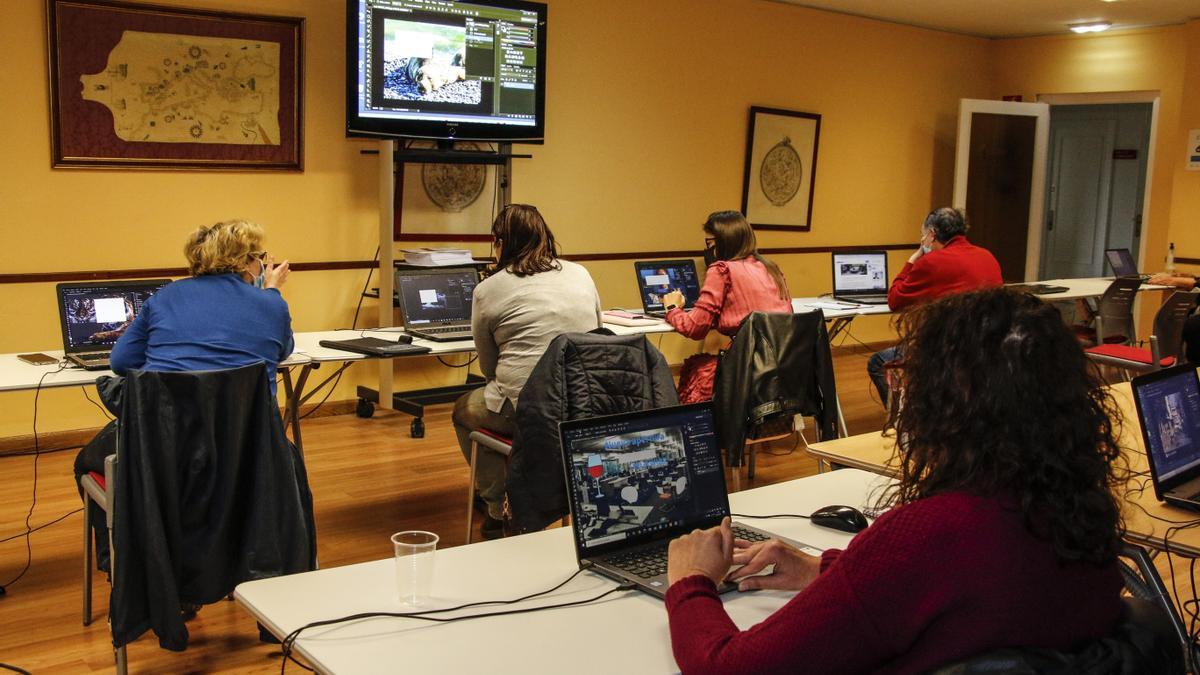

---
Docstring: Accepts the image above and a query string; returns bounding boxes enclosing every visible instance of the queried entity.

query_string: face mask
[921,244,933,254]
[254,263,266,289]
[703,243,718,267]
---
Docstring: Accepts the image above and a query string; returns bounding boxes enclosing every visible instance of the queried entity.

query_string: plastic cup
[392,530,438,606]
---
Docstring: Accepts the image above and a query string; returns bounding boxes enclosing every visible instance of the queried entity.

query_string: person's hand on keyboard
[728,537,821,592]
[667,516,734,586]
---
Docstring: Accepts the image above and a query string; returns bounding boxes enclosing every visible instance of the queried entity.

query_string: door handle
[1047,210,1054,232]
[1133,213,1142,238]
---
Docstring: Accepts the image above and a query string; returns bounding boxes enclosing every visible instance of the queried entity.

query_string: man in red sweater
[867,208,1002,403]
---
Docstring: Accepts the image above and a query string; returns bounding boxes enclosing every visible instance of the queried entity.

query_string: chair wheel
[411,417,425,438]
[356,398,375,418]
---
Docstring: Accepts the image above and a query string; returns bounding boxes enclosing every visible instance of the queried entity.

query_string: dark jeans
[867,346,902,406]
[75,420,117,572]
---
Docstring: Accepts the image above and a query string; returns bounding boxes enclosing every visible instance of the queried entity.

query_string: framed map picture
[47,0,304,170]
[741,107,821,231]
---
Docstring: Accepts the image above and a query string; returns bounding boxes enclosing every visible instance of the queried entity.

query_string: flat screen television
[347,0,547,142]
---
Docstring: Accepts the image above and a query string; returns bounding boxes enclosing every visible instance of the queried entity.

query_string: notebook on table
[395,267,479,342]
[56,280,171,370]
[831,252,889,304]
[634,260,701,318]
[559,403,822,599]
[1105,248,1151,282]
[1132,365,1200,510]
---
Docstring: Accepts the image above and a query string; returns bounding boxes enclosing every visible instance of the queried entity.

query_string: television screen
[347,0,547,142]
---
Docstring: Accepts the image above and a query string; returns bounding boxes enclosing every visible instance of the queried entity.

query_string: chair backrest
[1095,277,1142,345]
[1151,291,1197,363]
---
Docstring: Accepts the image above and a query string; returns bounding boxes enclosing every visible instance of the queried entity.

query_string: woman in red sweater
[665,287,1126,674]
[662,211,792,403]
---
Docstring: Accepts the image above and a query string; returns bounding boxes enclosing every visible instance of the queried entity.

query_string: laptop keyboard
[606,525,771,579]
[418,326,470,334]
[75,353,109,361]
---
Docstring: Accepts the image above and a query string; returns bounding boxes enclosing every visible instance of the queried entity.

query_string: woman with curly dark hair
[664,287,1127,674]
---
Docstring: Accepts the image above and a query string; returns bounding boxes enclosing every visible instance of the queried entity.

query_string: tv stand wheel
[410,417,425,438]
[356,398,375,419]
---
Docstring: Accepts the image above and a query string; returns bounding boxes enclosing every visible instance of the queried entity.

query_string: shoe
[480,515,505,540]
[180,602,201,621]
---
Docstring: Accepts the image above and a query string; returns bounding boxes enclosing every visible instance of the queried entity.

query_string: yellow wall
[1167,21,1200,259]
[0,0,999,438]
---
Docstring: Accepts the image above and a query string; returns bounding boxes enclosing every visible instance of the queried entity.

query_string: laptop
[1005,283,1071,296]
[832,251,889,304]
[559,403,822,598]
[395,267,479,342]
[317,336,431,357]
[1131,365,1200,509]
[1105,248,1151,281]
[634,260,701,318]
[56,279,171,370]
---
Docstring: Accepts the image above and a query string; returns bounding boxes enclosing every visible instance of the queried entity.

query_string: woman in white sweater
[453,204,602,538]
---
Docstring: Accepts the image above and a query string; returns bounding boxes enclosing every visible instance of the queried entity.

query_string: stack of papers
[401,248,476,266]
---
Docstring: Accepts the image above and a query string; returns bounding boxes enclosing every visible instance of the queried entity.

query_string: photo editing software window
[356,0,539,126]
[398,271,477,324]
[638,264,700,311]
[834,253,887,291]
[1140,371,1200,481]
[563,408,726,549]
[61,284,164,349]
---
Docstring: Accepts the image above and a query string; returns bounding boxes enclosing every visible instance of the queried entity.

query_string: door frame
[952,99,1050,281]
[1036,91,1161,279]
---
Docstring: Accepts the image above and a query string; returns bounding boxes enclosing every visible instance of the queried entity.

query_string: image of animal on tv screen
[383,19,481,104]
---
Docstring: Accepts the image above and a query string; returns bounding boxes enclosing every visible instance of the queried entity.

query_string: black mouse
[810,505,869,533]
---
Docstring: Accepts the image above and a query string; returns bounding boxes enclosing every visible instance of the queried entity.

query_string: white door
[953,99,1050,282]
[1041,119,1117,280]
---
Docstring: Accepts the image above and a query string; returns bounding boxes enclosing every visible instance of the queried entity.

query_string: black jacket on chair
[713,310,838,466]
[110,364,316,651]
[505,331,678,533]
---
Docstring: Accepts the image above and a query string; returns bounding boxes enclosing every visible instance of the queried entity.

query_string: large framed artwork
[47,0,304,171]
[741,106,821,231]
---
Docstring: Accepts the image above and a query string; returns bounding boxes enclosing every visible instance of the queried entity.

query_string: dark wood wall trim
[1176,257,1200,266]
[0,244,915,284]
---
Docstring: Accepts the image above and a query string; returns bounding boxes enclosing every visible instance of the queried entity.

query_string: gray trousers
[452,388,514,519]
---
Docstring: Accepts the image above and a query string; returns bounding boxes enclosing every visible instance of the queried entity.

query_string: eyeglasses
[249,250,268,260]
[704,237,716,247]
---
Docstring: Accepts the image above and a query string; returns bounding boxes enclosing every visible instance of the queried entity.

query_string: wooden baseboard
[0,398,361,457]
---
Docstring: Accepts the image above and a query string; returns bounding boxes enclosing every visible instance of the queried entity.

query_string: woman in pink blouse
[662,211,792,403]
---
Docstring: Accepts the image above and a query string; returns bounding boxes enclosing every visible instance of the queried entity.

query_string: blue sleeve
[109,303,150,374]
[269,289,294,361]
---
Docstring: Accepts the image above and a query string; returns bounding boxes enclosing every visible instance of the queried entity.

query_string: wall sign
[1189,129,1200,171]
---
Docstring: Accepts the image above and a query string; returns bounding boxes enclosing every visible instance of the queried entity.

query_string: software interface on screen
[1138,370,1200,482]
[60,283,166,350]
[354,0,539,127]
[1106,249,1137,277]
[637,262,700,311]
[833,253,887,292]
[563,407,726,549]
[397,270,477,324]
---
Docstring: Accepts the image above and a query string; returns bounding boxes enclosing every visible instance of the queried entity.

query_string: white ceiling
[770,0,1200,38]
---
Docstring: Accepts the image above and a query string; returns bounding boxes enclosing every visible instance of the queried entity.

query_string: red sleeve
[667,262,729,340]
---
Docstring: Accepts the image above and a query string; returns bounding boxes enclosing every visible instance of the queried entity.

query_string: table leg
[281,364,314,456]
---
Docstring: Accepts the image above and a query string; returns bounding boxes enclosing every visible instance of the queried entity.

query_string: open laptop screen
[1134,367,1200,484]
[396,268,477,326]
[561,404,727,553]
[832,252,888,294]
[1105,248,1138,277]
[635,260,700,313]
[57,280,170,353]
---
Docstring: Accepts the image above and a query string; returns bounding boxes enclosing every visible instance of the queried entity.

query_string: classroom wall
[0,0,996,439]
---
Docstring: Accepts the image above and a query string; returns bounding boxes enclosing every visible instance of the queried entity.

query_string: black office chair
[931,544,1188,674]
[1074,277,1141,347]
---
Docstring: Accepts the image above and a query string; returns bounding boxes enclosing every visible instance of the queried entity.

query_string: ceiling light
[1070,21,1112,33]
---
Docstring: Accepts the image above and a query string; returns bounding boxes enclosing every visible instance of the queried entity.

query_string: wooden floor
[0,344,1184,672]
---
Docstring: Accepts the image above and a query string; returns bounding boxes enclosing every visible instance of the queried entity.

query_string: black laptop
[395,267,478,342]
[1105,248,1151,281]
[634,260,701,318]
[831,251,889,304]
[1131,365,1200,509]
[56,280,171,370]
[559,403,822,598]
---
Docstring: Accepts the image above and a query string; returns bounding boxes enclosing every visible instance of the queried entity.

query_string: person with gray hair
[866,207,1002,404]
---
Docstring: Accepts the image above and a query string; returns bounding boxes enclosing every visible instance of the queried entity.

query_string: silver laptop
[831,251,889,304]
[559,403,821,598]
[395,268,478,342]
[1105,248,1151,282]
[56,280,170,370]
[1132,365,1200,510]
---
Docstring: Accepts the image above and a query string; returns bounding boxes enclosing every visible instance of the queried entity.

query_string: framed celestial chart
[741,106,822,231]
[47,0,304,170]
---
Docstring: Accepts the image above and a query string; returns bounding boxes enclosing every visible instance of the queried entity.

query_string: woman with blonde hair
[75,219,294,572]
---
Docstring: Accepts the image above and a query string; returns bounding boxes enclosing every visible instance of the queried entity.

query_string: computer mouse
[810,505,870,533]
